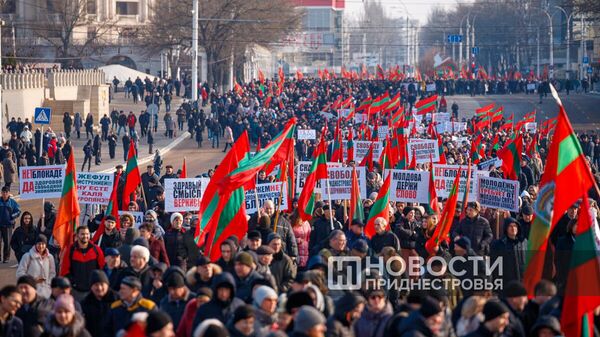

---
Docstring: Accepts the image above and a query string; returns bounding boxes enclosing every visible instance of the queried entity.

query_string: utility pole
[543,9,554,79]
[555,6,572,79]
[406,17,409,71]
[537,27,540,78]
[580,15,586,81]
[191,0,199,101]
[466,18,470,69]
[0,20,4,146]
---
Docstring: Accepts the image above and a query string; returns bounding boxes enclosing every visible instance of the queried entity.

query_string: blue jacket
[0,197,21,227]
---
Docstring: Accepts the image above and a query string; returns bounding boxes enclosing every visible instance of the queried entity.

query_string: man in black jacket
[192,272,244,326]
[0,285,23,337]
[464,300,510,337]
[309,204,342,255]
[452,201,493,255]
[81,270,117,337]
[16,276,52,337]
[490,218,528,285]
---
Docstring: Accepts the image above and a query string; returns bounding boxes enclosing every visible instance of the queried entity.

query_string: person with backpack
[59,226,105,300]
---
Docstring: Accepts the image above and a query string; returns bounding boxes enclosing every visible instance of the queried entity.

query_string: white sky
[344,0,470,25]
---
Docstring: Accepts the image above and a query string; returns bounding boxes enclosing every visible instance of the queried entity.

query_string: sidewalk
[13,94,192,198]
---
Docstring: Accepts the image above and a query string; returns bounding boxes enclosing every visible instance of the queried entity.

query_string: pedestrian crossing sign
[34,107,51,124]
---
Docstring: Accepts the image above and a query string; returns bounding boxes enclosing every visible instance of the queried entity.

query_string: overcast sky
[344,0,470,24]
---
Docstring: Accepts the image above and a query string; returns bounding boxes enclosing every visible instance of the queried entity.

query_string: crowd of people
[0,73,599,337]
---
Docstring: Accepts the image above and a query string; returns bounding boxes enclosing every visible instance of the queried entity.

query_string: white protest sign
[118,211,144,228]
[296,161,342,193]
[435,113,451,123]
[338,109,351,118]
[525,122,537,133]
[407,139,440,163]
[297,129,316,140]
[325,166,367,200]
[432,164,488,200]
[164,178,209,212]
[477,176,519,212]
[342,140,383,163]
[377,126,390,138]
[354,114,368,123]
[76,172,114,205]
[19,165,65,200]
[245,183,288,214]
[477,157,503,171]
[389,170,430,203]
[426,83,436,92]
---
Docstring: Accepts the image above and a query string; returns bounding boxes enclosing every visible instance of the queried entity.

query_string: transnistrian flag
[297,132,328,221]
[497,133,523,180]
[359,142,374,171]
[524,84,596,294]
[347,128,354,162]
[348,167,364,223]
[369,92,391,115]
[195,132,250,248]
[459,163,472,222]
[330,119,343,162]
[561,196,600,337]
[425,167,461,256]
[391,106,405,127]
[415,95,438,115]
[382,92,401,114]
[53,150,81,251]
[365,172,391,238]
[475,103,494,117]
[122,140,141,210]
[425,156,439,215]
[218,118,296,190]
[500,112,514,132]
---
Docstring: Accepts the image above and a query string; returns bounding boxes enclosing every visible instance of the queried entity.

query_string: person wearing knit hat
[252,286,278,334]
[45,294,90,337]
[162,272,193,328]
[80,269,118,337]
[145,310,174,337]
[229,304,255,336]
[392,296,445,337]
[452,200,493,256]
[193,319,228,337]
[454,236,472,253]
[327,292,365,337]
[246,230,262,251]
[233,251,263,303]
[530,315,562,337]
[490,215,527,290]
[293,305,327,336]
[175,286,214,337]
[164,211,189,270]
[16,232,55,299]
[170,212,183,224]
[478,300,510,334]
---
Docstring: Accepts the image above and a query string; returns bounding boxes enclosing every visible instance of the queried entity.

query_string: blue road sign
[583,56,589,64]
[472,47,480,55]
[588,67,593,74]
[34,107,51,124]
[447,35,463,43]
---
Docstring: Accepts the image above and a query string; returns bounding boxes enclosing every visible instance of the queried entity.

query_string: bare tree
[30,0,116,67]
[142,0,302,86]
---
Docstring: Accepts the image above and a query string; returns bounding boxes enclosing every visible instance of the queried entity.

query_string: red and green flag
[297,132,328,221]
[415,95,438,115]
[425,157,439,215]
[561,196,600,337]
[382,92,401,114]
[359,142,374,171]
[195,132,250,247]
[497,133,523,180]
[330,119,343,162]
[347,128,354,163]
[500,113,514,132]
[53,150,81,251]
[391,107,405,127]
[218,119,296,190]
[348,167,364,223]
[369,92,391,115]
[475,103,494,117]
[524,85,595,294]
[365,172,391,238]
[459,163,472,222]
[425,167,461,256]
[122,140,141,210]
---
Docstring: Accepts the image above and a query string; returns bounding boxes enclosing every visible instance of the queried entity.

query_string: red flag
[296,69,303,81]
[425,167,462,255]
[122,140,141,210]
[365,172,391,238]
[53,151,81,251]
[359,142,374,171]
[408,148,417,169]
[181,158,187,178]
[93,172,121,243]
[258,70,265,84]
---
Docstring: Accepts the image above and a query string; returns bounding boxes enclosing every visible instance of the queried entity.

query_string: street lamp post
[0,19,5,146]
[459,14,470,67]
[191,0,199,102]
[541,8,553,79]
[554,6,573,78]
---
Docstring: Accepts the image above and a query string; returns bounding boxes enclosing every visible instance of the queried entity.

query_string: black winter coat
[16,295,52,337]
[396,310,435,337]
[81,290,117,337]
[452,215,493,255]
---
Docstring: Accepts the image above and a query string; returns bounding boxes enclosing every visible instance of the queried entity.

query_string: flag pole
[326,174,334,230]
[274,161,287,233]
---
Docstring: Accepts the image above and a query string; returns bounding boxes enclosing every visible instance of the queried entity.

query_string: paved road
[450,92,600,131]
